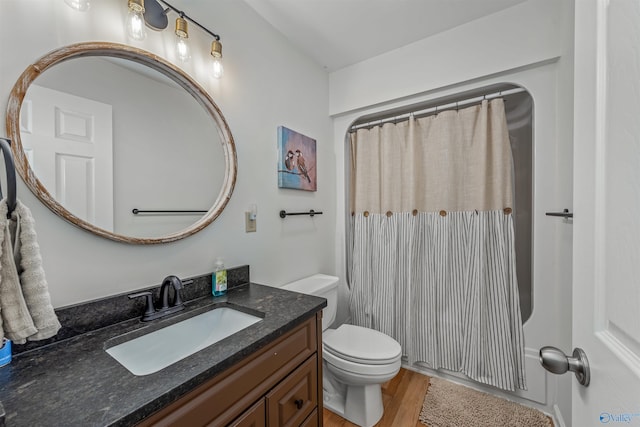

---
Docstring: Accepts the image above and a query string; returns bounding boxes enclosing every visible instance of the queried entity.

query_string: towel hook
[0,138,17,218]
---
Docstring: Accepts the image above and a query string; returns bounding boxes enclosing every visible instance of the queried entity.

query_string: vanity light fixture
[64,0,90,11]
[126,0,224,78]
[127,0,147,40]
[175,14,191,62]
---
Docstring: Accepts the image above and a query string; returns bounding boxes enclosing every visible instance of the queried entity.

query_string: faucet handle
[128,291,155,320]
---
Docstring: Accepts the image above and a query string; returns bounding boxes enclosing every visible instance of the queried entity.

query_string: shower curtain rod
[349,87,526,132]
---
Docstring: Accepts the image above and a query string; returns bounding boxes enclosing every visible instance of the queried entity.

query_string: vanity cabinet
[137,313,323,427]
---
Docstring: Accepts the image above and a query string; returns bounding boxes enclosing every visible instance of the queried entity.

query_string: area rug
[419,377,552,427]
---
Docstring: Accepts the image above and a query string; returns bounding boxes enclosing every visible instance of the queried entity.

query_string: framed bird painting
[277,126,317,191]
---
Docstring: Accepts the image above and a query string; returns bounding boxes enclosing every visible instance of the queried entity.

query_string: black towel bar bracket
[279,209,323,218]
[0,138,17,218]
[546,209,573,218]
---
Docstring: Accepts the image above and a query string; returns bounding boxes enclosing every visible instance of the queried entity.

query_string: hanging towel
[0,200,38,343]
[10,200,61,342]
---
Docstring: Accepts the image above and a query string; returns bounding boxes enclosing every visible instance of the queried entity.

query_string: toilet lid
[323,324,402,365]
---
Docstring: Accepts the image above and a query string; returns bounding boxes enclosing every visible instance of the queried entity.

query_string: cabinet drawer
[266,355,317,427]
[138,316,317,427]
[227,399,266,427]
[300,409,318,427]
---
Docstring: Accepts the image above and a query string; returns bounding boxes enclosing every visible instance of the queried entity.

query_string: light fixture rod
[156,0,220,40]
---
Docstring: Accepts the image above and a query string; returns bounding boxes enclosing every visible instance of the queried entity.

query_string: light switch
[245,212,256,232]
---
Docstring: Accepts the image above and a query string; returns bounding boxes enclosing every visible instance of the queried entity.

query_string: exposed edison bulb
[127,0,146,40]
[211,39,224,79]
[175,17,190,62]
[65,0,90,11]
[127,10,146,40]
[176,38,191,62]
[212,58,224,79]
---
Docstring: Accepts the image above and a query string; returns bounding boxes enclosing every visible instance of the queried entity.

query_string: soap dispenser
[212,257,227,296]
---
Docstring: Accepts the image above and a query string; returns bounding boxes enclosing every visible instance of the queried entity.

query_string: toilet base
[324,382,384,427]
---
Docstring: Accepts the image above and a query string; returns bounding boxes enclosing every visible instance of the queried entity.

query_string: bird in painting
[285,150,295,170]
[295,149,311,183]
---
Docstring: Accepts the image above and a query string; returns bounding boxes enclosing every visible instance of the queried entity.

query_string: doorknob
[539,346,590,386]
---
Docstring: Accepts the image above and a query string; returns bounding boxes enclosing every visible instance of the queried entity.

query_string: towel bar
[279,210,323,218]
[545,209,573,218]
[132,209,207,215]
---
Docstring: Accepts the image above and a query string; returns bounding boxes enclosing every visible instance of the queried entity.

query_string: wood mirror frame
[5,42,237,244]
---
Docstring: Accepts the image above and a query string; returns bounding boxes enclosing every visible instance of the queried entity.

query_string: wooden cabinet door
[300,409,318,427]
[226,399,265,427]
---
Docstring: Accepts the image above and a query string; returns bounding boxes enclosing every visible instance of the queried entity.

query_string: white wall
[329,0,574,423]
[0,0,335,306]
[329,0,565,116]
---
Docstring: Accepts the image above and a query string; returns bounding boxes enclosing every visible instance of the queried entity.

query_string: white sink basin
[106,307,262,376]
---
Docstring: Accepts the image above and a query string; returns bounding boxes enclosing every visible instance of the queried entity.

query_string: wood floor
[322,368,431,427]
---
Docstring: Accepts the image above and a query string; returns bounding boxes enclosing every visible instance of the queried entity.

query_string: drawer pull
[294,399,304,409]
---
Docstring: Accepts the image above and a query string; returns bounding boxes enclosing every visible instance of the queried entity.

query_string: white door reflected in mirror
[22,84,114,231]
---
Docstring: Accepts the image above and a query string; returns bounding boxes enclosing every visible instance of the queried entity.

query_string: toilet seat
[323,324,402,365]
[323,346,402,377]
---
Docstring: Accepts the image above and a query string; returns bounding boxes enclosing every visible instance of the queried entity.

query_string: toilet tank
[282,274,338,331]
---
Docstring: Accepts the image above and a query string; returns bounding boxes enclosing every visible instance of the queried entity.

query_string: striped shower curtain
[348,99,526,391]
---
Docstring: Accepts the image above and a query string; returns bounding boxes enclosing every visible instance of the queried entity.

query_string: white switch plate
[245,212,256,232]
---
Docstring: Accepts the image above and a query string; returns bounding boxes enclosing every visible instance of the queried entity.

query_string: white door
[573,1,640,425]
[21,84,114,231]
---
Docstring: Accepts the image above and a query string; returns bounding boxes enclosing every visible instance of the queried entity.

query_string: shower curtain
[348,99,526,391]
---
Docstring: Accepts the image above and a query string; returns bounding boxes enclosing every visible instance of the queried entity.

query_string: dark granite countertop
[0,283,326,427]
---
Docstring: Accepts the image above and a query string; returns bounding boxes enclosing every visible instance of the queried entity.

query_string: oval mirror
[5,42,237,244]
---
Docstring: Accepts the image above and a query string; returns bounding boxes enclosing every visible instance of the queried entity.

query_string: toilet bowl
[282,274,402,427]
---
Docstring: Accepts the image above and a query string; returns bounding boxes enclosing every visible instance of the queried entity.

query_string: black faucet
[128,275,189,321]
[159,275,184,311]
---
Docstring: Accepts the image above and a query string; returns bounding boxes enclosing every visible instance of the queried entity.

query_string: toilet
[282,274,401,427]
